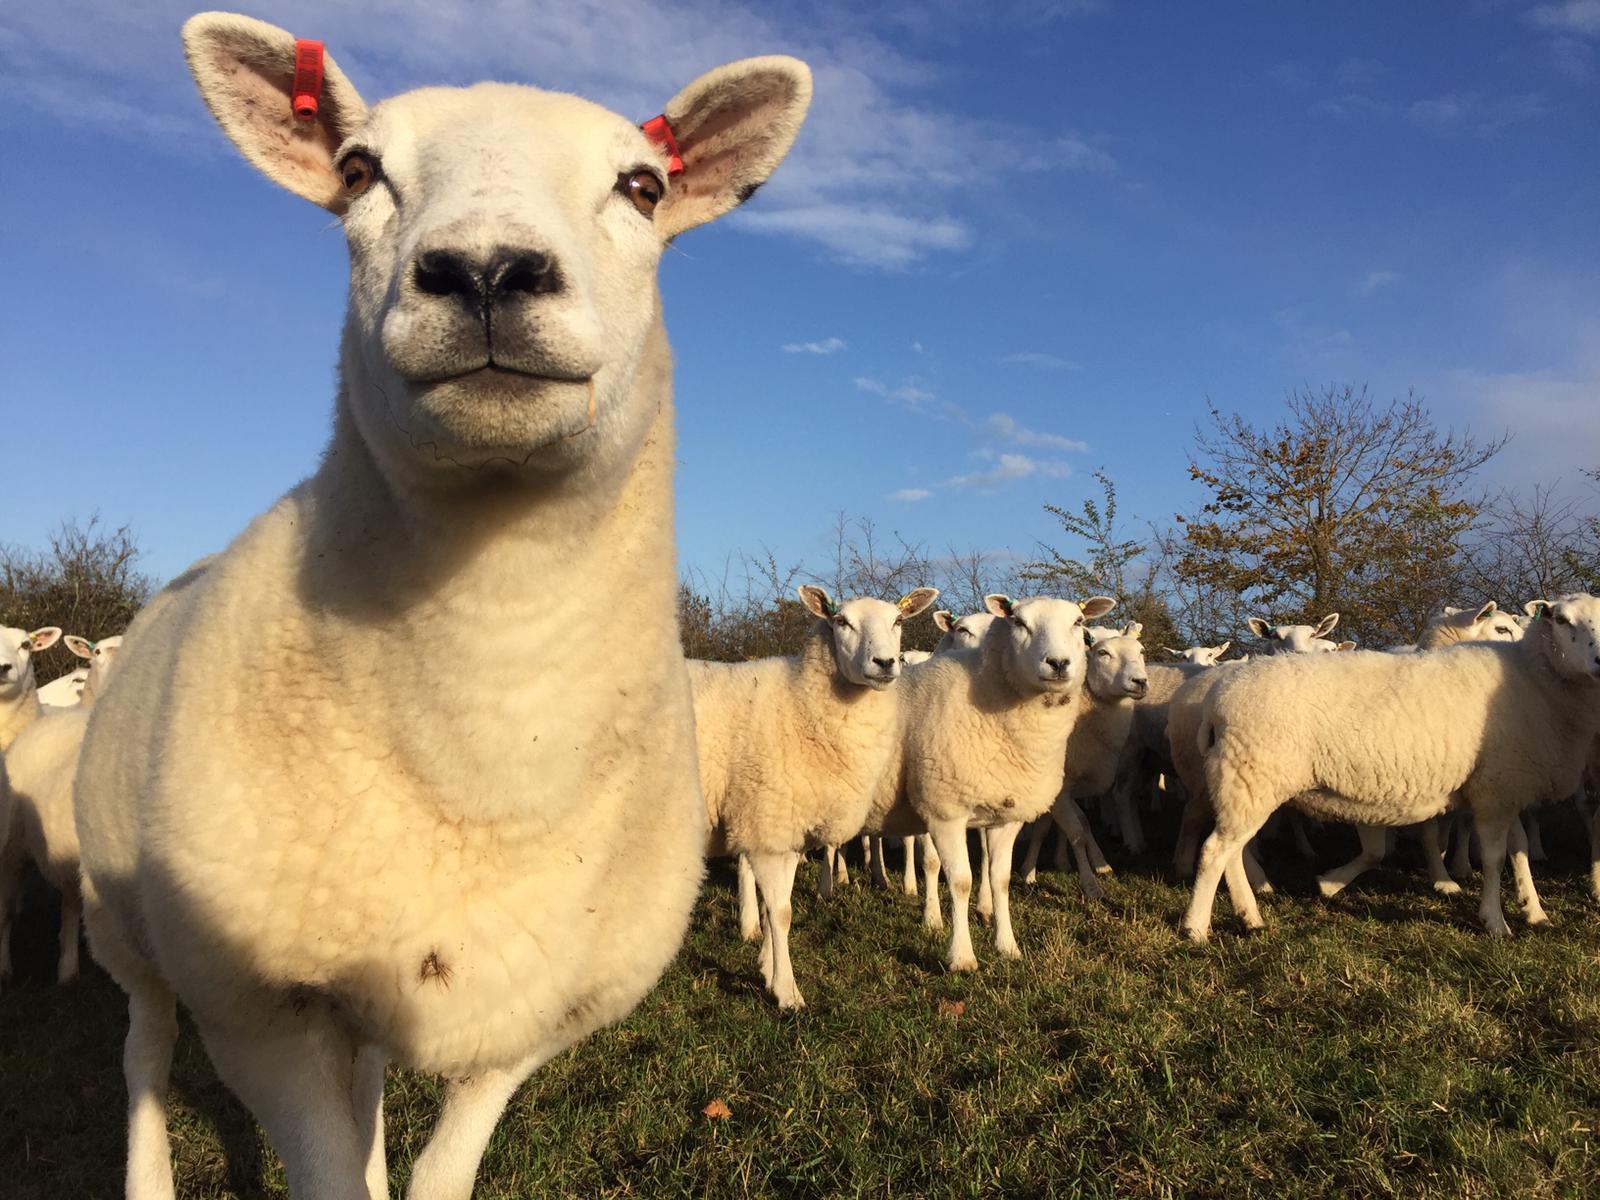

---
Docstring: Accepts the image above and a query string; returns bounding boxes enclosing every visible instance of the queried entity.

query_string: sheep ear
[1159,646,1180,656]
[1313,612,1340,638]
[1215,641,1231,656]
[932,610,954,633]
[797,585,835,619]
[1123,622,1143,639]
[1246,617,1271,638]
[896,588,939,618]
[1474,601,1498,622]
[1441,605,1463,617]
[64,635,95,660]
[1336,640,1357,652]
[1080,596,1117,621]
[27,626,63,652]
[182,13,368,214]
[984,594,1015,619]
[1524,599,1549,620]
[653,56,813,239]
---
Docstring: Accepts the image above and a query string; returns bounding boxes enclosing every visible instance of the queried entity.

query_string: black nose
[0,663,12,678]
[1045,656,1070,674]
[872,656,897,671]
[413,247,562,313]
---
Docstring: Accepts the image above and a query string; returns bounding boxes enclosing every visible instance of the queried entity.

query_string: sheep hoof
[1526,911,1552,928]
[1253,881,1275,897]
[975,907,994,926]
[948,952,979,973]
[1080,878,1107,903]
[740,925,762,943]
[902,883,919,898]
[996,940,1022,960]
[775,990,807,1011]
[1316,877,1346,898]
[1481,915,1512,938]
[1094,864,1115,877]
[1022,869,1038,885]
[1432,880,1462,897]
[1180,924,1210,944]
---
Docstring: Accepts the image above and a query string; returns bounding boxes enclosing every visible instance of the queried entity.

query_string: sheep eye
[833,615,849,629]
[339,152,378,196]
[1011,617,1027,631]
[621,169,664,217]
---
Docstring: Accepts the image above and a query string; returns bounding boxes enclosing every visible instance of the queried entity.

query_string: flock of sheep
[4,11,1599,1200]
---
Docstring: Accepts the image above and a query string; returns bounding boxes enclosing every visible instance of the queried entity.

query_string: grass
[4,813,1600,1198]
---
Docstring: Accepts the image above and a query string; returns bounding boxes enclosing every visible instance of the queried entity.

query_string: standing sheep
[72,15,811,1199]
[696,585,937,1008]
[1183,595,1600,941]
[0,624,62,984]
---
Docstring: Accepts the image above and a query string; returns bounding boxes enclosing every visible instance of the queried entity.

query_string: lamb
[1160,641,1231,666]
[865,594,1116,970]
[0,624,63,983]
[8,634,123,983]
[697,585,937,1008]
[72,16,811,1199]
[1182,594,1600,941]
[1016,629,1150,897]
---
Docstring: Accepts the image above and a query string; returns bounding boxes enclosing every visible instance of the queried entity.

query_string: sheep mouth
[428,364,594,387]
[865,673,898,689]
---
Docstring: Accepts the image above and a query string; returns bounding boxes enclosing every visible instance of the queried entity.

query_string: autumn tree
[1174,386,1504,647]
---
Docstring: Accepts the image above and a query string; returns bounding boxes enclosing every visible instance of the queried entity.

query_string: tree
[1459,481,1597,605]
[0,517,154,682]
[1174,386,1504,647]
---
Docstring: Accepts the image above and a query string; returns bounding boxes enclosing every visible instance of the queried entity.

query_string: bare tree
[1460,482,1595,605]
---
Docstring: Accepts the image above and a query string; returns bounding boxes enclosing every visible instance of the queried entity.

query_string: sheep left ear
[28,626,63,652]
[897,588,940,618]
[64,635,95,660]
[1474,601,1498,622]
[1080,596,1117,621]
[652,56,813,239]
[1123,622,1144,640]
[1335,640,1357,652]
[1313,612,1340,638]
[984,594,1015,619]
[1215,640,1231,656]
[797,585,836,619]
[1525,599,1551,620]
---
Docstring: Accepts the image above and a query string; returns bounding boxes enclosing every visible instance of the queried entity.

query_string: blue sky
[3,1,1597,590]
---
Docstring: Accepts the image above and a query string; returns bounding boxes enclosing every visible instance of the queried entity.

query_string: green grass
[4,818,1600,1199]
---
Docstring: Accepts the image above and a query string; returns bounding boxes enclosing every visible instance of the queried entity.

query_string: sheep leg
[124,982,179,1200]
[987,821,1025,959]
[1290,812,1318,861]
[1053,826,1071,871]
[1472,814,1513,937]
[901,836,919,897]
[1508,817,1550,927]
[1241,840,1272,896]
[201,1013,371,1200]
[1115,779,1147,855]
[405,1052,548,1200]
[1047,792,1106,902]
[926,819,978,972]
[817,847,835,899]
[976,829,994,923]
[1422,818,1461,896]
[1525,812,1547,863]
[736,854,760,942]
[352,1045,388,1200]
[1020,817,1049,885]
[920,835,942,929]
[1222,848,1265,931]
[868,836,890,890]
[1182,811,1270,943]
[1589,803,1600,903]
[834,844,850,887]
[751,850,805,1008]
[1173,791,1210,879]
[1449,811,1475,877]
[1317,824,1387,898]
[56,884,82,985]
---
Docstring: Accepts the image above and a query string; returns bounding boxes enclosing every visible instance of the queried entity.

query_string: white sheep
[0,624,62,984]
[697,585,937,1008]
[1183,594,1600,941]
[1246,612,1357,655]
[865,593,1116,970]
[1160,641,1231,666]
[72,16,811,1198]
[7,634,123,983]
[37,668,89,708]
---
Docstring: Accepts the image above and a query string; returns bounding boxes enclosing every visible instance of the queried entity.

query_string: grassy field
[3,815,1599,1199]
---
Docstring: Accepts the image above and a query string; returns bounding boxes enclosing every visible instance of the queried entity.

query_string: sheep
[695,585,937,1007]
[1107,659,1213,857]
[71,16,812,1199]
[38,669,88,708]
[7,634,123,984]
[1246,612,1356,655]
[865,593,1116,970]
[1182,594,1600,942]
[0,624,62,984]
[1160,641,1231,666]
[1015,629,1150,897]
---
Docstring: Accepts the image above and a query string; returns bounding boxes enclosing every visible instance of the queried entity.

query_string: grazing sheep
[73,16,811,1199]
[8,634,123,983]
[1016,629,1150,896]
[1183,594,1600,941]
[1160,641,1231,666]
[866,594,1116,970]
[0,625,62,984]
[695,586,937,1008]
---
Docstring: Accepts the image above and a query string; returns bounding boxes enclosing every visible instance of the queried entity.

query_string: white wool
[0,623,62,987]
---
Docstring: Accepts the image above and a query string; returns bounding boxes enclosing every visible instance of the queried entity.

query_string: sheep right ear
[1123,622,1143,640]
[984,594,1015,619]
[1313,612,1340,638]
[1335,640,1357,652]
[28,627,63,652]
[654,56,813,239]
[1246,617,1272,638]
[183,13,368,213]
[1473,601,1498,622]
[797,585,836,619]
[1080,596,1117,621]
[1524,599,1550,620]
[64,635,95,660]
[1159,646,1181,656]
[1214,641,1231,657]
[932,610,955,633]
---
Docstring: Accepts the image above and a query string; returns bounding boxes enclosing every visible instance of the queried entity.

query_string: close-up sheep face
[181,14,810,483]
[1088,633,1150,700]
[1248,612,1341,654]
[1533,593,1600,679]
[982,594,1117,692]
[799,586,939,690]
[0,626,61,696]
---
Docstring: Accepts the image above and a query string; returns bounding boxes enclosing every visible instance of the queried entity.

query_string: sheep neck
[0,683,40,751]
[793,623,892,720]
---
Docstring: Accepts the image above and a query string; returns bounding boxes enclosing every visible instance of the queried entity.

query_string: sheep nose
[413,246,562,313]
[872,656,897,671]
[1045,656,1070,674]
[0,663,12,678]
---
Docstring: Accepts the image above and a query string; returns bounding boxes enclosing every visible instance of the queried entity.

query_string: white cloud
[782,337,847,355]
[1357,270,1400,296]
[1334,58,1386,90]
[888,487,932,502]
[985,413,1089,453]
[1001,351,1082,371]
[1529,1,1600,37]
[854,375,963,420]
[1408,92,1547,135]
[735,205,971,270]
[945,451,1071,492]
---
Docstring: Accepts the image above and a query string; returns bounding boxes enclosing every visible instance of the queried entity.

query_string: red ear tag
[292,39,325,122]
[640,114,684,176]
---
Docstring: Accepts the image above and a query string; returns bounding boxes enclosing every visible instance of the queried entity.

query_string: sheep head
[799,586,939,690]
[983,594,1116,695]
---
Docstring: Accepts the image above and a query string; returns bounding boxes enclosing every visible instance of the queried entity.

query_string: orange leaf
[938,999,966,1019]
[702,1098,732,1120]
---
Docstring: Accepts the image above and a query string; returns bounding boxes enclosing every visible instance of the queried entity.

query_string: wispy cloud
[945,451,1072,492]
[782,336,847,355]
[1311,92,1390,121]
[985,413,1088,453]
[1408,92,1547,135]
[1356,269,1400,297]
[1000,351,1082,371]
[736,205,971,270]
[1529,1,1600,37]
[889,487,932,502]
[854,375,965,421]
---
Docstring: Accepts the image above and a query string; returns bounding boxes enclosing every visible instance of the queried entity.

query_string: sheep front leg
[1317,824,1387,898]
[986,821,1025,959]
[976,829,994,923]
[1449,811,1475,877]
[867,836,890,889]
[1472,814,1513,937]
[1222,847,1265,932]
[1114,778,1147,855]
[1020,817,1049,885]
[920,835,943,929]
[1525,812,1547,863]
[1047,791,1106,901]
[926,820,978,972]
[1508,817,1550,927]
[406,1050,549,1200]
[1183,808,1271,943]
[124,981,179,1200]
[56,885,83,984]
[736,854,760,942]
[1173,791,1210,879]
[1421,817,1461,896]
[902,836,919,897]
[817,847,835,899]
[1589,803,1600,903]
[751,850,805,1008]
[352,1045,388,1200]
[1241,840,1273,896]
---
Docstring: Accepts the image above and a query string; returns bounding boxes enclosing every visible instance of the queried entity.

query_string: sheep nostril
[872,656,896,671]
[413,250,484,307]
